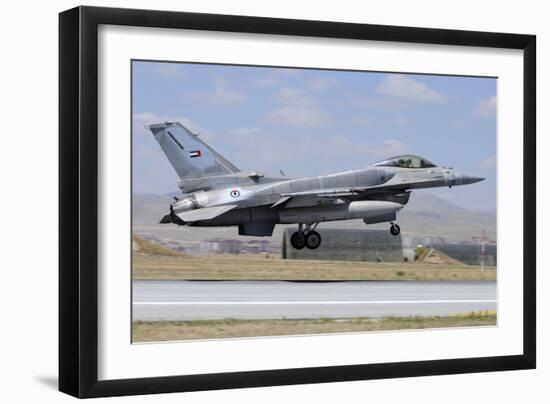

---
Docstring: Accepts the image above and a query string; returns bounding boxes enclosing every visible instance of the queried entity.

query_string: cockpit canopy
[373,155,437,169]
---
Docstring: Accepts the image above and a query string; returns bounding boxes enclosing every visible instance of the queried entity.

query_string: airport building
[200,238,243,254]
[282,228,404,262]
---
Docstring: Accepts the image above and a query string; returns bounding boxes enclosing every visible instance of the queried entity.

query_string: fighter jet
[147,122,484,249]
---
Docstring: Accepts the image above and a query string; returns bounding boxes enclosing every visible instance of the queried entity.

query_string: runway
[132,280,496,321]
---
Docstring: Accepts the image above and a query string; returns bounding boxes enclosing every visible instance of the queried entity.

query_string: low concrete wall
[431,244,497,266]
[282,228,403,262]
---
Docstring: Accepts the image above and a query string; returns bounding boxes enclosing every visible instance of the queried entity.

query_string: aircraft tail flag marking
[147,122,240,180]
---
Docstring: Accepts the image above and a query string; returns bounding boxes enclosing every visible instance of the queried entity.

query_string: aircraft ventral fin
[176,204,238,222]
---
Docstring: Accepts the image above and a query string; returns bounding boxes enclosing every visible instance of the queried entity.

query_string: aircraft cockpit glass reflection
[373,155,437,169]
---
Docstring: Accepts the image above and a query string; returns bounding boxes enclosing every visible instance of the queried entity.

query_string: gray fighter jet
[147,122,484,249]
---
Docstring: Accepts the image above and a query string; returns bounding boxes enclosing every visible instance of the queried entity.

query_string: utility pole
[480,229,486,272]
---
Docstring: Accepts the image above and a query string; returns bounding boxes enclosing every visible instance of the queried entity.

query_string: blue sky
[132,60,496,211]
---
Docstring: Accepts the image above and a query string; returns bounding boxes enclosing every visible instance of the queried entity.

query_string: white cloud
[275,87,316,107]
[133,111,159,124]
[254,76,279,87]
[254,69,300,87]
[225,126,410,175]
[133,112,199,133]
[307,76,337,91]
[475,95,497,117]
[393,116,409,127]
[157,64,187,78]
[266,87,330,127]
[226,127,309,169]
[331,136,410,158]
[375,139,410,156]
[274,68,300,77]
[229,128,263,136]
[376,74,446,104]
[229,127,263,143]
[132,112,217,141]
[267,107,330,128]
[352,116,374,126]
[204,86,247,104]
[480,155,496,168]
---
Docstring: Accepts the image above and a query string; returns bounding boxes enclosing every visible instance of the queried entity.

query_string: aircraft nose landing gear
[390,222,401,236]
[290,223,322,249]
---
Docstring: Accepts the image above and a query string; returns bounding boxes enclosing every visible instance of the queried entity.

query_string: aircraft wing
[175,204,238,222]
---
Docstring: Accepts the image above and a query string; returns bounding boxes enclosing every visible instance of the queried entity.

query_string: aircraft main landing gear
[389,222,401,236]
[290,231,306,250]
[290,223,322,249]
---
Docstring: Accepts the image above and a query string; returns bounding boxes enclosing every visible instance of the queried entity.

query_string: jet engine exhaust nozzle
[172,196,198,214]
[159,196,198,224]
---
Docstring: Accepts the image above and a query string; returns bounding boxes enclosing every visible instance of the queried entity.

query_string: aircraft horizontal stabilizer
[175,204,238,222]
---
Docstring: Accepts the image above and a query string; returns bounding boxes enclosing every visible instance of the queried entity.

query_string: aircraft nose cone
[457,172,485,185]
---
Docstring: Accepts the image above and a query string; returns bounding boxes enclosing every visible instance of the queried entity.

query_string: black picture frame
[59,6,536,398]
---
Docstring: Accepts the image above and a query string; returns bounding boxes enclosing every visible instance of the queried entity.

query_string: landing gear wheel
[390,223,401,236]
[290,231,306,249]
[305,231,322,249]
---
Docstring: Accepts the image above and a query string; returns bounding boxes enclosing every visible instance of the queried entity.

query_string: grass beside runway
[132,310,496,342]
[132,252,496,281]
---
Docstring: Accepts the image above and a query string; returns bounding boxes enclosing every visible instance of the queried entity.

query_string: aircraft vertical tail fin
[147,122,240,180]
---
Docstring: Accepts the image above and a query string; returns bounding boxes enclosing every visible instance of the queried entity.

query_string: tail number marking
[203,164,223,174]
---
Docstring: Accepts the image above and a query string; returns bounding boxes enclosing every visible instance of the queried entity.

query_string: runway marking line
[134,299,496,306]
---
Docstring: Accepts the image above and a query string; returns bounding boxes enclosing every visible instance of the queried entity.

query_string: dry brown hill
[132,235,183,257]
[418,247,464,265]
